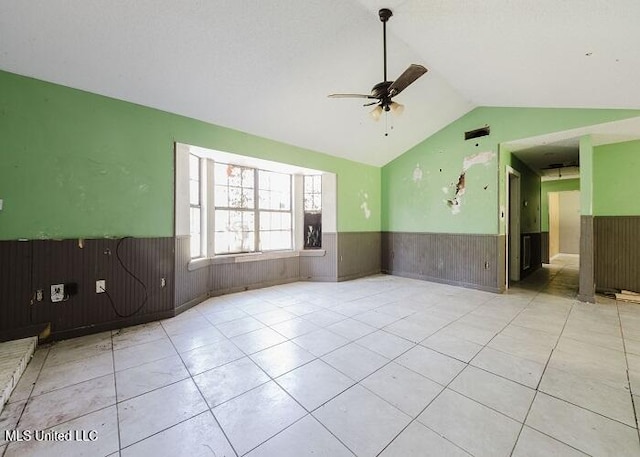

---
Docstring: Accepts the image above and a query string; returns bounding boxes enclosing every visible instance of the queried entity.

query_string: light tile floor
[3,255,640,456]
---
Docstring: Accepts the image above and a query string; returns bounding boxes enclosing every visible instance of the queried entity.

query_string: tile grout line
[110,331,123,455]
[219,303,360,456]
[508,266,577,456]
[379,262,571,457]
[215,289,367,456]
[157,319,242,457]
[163,292,380,456]
[615,299,640,444]
[370,295,524,456]
[194,285,443,455]
[3,346,52,456]
[6,270,592,457]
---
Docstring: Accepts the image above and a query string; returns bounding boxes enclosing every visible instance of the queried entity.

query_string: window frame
[189,154,204,259]
[303,174,322,249]
[212,162,294,255]
[176,142,335,267]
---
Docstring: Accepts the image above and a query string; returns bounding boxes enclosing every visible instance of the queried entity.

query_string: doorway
[506,167,521,287]
[548,190,580,261]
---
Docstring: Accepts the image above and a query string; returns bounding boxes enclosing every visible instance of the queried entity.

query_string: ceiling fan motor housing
[372,81,393,100]
[379,8,393,22]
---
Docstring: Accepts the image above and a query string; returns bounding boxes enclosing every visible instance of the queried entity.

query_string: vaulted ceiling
[1,0,639,166]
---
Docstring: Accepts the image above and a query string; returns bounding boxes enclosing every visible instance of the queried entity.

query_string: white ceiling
[505,116,640,177]
[513,139,580,174]
[1,0,639,166]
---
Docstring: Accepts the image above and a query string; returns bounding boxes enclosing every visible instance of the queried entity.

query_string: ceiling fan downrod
[379,8,393,83]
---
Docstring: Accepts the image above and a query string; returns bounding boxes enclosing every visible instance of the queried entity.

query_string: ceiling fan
[328,8,428,121]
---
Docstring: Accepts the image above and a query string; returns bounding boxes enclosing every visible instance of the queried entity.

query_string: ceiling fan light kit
[329,7,428,130]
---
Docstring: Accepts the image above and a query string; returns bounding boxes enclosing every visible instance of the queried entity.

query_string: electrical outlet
[36,289,43,302]
[160,277,166,288]
[96,280,106,294]
[51,284,65,303]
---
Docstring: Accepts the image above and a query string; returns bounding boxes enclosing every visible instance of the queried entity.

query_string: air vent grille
[464,126,490,140]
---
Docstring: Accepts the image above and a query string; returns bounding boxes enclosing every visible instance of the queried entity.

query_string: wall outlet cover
[51,284,64,302]
[96,280,106,294]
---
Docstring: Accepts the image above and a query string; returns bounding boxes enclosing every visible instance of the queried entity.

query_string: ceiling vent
[464,126,490,141]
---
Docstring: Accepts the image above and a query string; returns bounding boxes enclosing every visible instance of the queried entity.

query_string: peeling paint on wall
[443,151,495,215]
[462,151,495,171]
[446,173,466,214]
[359,191,371,219]
[361,202,371,219]
[412,164,423,182]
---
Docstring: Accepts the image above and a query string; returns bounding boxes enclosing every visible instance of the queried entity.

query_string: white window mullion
[254,168,260,252]
[189,154,203,258]
[206,159,216,257]
[293,175,304,250]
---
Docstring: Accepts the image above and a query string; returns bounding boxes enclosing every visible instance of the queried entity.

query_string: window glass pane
[190,234,201,258]
[214,163,254,209]
[282,212,291,230]
[229,187,242,206]
[189,155,200,179]
[190,207,201,258]
[258,170,290,210]
[303,175,322,212]
[214,210,255,254]
[260,230,291,251]
[214,185,228,207]
[242,168,254,186]
[214,162,228,183]
[242,188,255,208]
[258,210,291,251]
[189,156,200,206]
[189,180,199,206]
[259,212,271,231]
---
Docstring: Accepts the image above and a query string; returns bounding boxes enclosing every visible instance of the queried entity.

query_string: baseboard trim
[337,270,382,282]
[383,269,503,294]
[45,310,175,342]
[301,276,338,282]
[210,277,300,297]
[175,293,209,316]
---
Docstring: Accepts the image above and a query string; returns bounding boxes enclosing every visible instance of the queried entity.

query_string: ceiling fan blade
[363,101,379,107]
[388,64,428,96]
[328,93,377,99]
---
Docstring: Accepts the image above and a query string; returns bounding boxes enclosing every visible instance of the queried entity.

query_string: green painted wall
[540,179,580,231]
[0,71,380,240]
[382,107,640,234]
[509,155,541,234]
[580,135,594,216]
[593,139,640,216]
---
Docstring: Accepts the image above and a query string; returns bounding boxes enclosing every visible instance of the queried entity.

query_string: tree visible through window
[213,163,292,254]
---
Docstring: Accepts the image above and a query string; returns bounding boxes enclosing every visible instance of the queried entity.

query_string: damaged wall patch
[462,151,495,171]
[446,173,466,214]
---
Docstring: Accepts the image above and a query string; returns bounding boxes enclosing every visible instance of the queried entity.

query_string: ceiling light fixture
[329,8,427,133]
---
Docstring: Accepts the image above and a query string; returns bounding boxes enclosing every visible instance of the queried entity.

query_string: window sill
[187,249,326,270]
[299,249,326,257]
[187,257,211,271]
